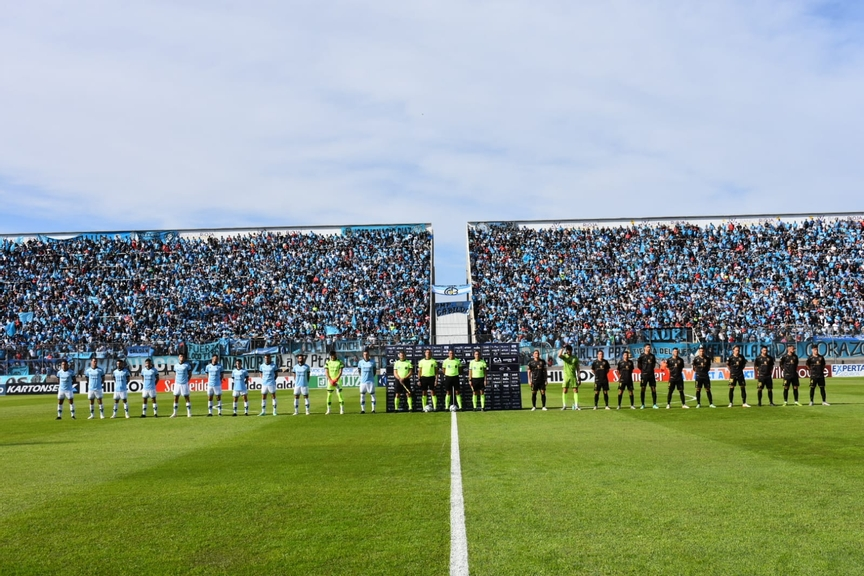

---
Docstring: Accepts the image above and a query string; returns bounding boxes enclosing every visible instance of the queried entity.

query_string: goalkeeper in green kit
[558,344,582,410]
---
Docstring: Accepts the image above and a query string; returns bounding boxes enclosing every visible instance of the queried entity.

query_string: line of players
[531,343,831,410]
[390,348,490,412]
[54,350,380,419]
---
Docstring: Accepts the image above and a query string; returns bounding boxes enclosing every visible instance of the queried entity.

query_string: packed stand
[0,228,432,358]
[469,218,864,345]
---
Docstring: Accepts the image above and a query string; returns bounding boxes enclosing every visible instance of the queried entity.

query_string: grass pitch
[1,379,863,575]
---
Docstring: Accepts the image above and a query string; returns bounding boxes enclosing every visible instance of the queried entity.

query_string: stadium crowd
[470,217,864,345]
[1,227,432,359]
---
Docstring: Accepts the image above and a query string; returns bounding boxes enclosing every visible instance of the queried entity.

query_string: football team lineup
[51,342,834,419]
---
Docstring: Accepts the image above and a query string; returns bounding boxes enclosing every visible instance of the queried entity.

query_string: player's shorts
[531,381,547,391]
[207,386,222,397]
[618,380,634,391]
[562,375,578,389]
[783,376,800,387]
[471,377,485,392]
[694,376,711,389]
[444,375,461,393]
[141,389,157,399]
[172,383,190,397]
[358,381,375,394]
[640,374,656,387]
[810,377,826,387]
[57,389,74,400]
[419,376,436,392]
[261,384,276,395]
[757,377,773,389]
[326,382,341,390]
[594,380,610,392]
[113,390,128,400]
[293,385,309,396]
[232,388,248,398]
[668,378,684,391]
[88,389,103,400]
[729,376,746,387]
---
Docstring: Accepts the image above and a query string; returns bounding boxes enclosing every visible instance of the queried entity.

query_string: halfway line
[450,411,469,576]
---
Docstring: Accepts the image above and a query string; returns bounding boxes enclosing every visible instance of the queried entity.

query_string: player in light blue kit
[259,353,279,416]
[111,359,132,419]
[357,349,377,414]
[140,357,159,417]
[56,359,76,419]
[171,352,192,418]
[231,359,249,416]
[292,353,311,416]
[85,357,105,420]
[205,354,224,417]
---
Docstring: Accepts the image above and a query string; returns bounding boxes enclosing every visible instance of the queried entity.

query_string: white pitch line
[450,410,469,576]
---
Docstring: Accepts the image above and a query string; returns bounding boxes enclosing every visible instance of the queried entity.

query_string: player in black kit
[753,346,776,406]
[779,344,801,406]
[692,346,715,408]
[726,345,750,407]
[617,351,636,409]
[805,345,829,406]
[637,344,658,409]
[592,351,611,410]
[527,349,548,411]
[665,348,689,409]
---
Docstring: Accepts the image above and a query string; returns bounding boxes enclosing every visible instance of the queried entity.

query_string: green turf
[1,380,862,575]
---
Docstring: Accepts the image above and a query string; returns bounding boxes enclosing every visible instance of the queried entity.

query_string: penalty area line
[450,410,469,576]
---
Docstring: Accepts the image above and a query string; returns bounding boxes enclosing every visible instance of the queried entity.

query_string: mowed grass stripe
[458,382,864,576]
[0,395,452,575]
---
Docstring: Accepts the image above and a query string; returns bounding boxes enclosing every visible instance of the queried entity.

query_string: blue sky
[1,1,863,283]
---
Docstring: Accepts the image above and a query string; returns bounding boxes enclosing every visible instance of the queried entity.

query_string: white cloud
[1,1,863,281]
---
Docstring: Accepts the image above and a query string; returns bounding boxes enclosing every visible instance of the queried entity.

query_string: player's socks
[217,400,222,415]
[531,392,536,408]
[473,395,478,409]
[617,395,622,408]
[431,395,437,410]
[667,389,674,405]
[767,391,774,405]
[706,390,713,405]
[152,403,157,416]
[783,389,789,402]
[640,388,646,406]
[651,389,657,404]
[272,398,277,414]
[208,401,213,414]
[678,391,686,406]
[447,393,452,409]
[57,405,63,417]
[261,399,267,412]
[70,405,75,418]
[294,398,300,412]
[371,394,376,411]
[395,397,400,411]
[233,401,238,414]
[481,395,486,409]
[594,392,599,407]
[407,397,413,410]
[113,404,118,416]
[99,405,104,416]
[573,391,579,408]
[336,390,344,404]
[562,390,567,408]
[244,401,248,415]
[741,389,747,403]
[360,393,366,412]
[540,394,545,408]
[757,389,763,405]
[793,388,799,402]
[89,404,95,417]
[820,387,826,402]
[326,390,333,407]
[603,393,609,407]
[696,390,701,405]
[305,399,310,413]
[456,396,462,409]
[630,394,636,407]
[729,389,734,404]
[173,402,179,415]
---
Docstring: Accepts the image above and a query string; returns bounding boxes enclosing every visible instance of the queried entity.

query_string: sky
[1,0,863,284]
